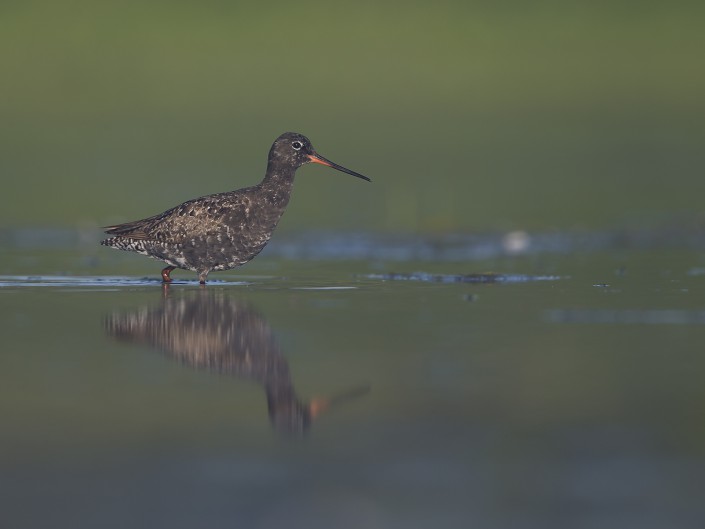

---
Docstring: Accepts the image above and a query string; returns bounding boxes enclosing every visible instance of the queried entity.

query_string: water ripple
[0,275,247,288]
[545,308,705,325]
[361,272,564,283]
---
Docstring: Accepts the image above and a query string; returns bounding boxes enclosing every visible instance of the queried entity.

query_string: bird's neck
[259,162,297,206]
[262,159,297,184]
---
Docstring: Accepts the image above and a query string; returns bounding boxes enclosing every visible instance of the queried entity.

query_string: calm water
[2,230,705,528]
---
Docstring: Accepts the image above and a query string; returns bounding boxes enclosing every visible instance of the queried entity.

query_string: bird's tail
[101,236,148,253]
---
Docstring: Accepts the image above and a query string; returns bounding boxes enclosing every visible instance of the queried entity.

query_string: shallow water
[2,230,705,528]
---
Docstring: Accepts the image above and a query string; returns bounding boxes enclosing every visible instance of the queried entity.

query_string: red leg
[161,266,176,283]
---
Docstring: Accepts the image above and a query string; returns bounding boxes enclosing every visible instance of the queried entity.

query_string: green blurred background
[2,0,704,234]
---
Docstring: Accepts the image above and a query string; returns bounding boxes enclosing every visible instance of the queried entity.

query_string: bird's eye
[292,141,303,150]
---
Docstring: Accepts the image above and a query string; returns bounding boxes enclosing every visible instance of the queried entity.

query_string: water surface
[1,230,705,528]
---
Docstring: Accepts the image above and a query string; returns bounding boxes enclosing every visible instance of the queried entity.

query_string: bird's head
[269,132,370,181]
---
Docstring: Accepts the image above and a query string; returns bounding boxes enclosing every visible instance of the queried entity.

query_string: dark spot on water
[362,272,563,284]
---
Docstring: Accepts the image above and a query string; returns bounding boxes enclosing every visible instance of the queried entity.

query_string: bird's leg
[198,270,209,285]
[161,266,176,283]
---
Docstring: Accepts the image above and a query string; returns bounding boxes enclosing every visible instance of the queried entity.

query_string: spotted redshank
[101,132,370,283]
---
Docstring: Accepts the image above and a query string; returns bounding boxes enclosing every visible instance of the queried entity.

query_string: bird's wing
[102,220,154,240]
[103,210,172,240]
[103,192,249,242]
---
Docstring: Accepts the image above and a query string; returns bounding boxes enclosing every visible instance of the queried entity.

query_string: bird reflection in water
[104,287,368,434]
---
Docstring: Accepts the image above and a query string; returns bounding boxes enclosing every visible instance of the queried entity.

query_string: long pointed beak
[307,384,371,420]
[307,153,371,182]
